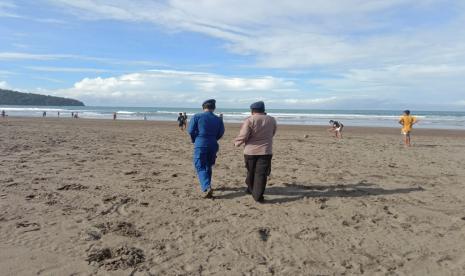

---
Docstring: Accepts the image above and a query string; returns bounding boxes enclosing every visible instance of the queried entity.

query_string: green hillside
[0,89,84,106]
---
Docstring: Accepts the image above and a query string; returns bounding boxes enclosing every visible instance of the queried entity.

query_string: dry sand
[1,117,465,275]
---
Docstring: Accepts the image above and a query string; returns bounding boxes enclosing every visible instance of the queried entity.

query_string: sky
[1,0,465,110]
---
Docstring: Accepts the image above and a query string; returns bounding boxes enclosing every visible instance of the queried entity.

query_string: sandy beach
[1,117,465,275]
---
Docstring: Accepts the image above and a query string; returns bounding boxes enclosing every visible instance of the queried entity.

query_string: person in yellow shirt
[398,110,418,147]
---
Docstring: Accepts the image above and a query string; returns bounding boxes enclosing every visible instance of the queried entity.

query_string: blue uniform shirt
[188,111,225,148]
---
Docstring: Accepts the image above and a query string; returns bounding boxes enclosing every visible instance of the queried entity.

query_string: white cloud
[0,52,69,60]
[33,76,65,83]
[49,69,299,106]
[47,0,465,69]
[0,1,67,23]
[0,70,14,76]
[280,97,339,105]
[26,66,109,73]
[0,81,9,89]
[0,1,19,18]
[0,51,163,67]
[306,63,465,108]
[4,1,465,109]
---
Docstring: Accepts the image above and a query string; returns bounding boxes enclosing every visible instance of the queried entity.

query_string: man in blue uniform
[188,99,225,198]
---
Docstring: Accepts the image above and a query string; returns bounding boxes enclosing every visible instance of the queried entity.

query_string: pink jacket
[234,114,277,155]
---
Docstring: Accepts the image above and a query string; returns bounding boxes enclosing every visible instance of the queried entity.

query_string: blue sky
[1,0,465,110]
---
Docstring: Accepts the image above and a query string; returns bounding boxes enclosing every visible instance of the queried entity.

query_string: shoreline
[2,106,465,131]
[3,116,465,136]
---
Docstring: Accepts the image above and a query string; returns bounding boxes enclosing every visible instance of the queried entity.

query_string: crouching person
[234,101,277,203]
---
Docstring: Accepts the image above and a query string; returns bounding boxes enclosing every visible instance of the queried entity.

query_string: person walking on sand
[399,110,418,147]
[328,120,344,139]
[1,110,5,118]
[183,112,188,129]
[113,112,117,120]
[42,111,47,117]
[234,101,277,203]
[177,112,186,131]
[188,99,225,198]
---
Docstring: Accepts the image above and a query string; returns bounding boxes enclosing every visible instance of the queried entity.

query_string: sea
[1,106,465,130]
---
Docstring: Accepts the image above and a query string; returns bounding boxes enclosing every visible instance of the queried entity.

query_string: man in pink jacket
[234,101,277,203]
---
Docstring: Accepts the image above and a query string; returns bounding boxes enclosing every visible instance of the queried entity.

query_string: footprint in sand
[85,229,103,241]
[86,245,145,271]
[25,194,36,200]
[57,183,88,191]
[316,198,329,209]
[123,170,138,176]
[383,206,398,218]
[16,221,41,233]
[257,227,271,242]
[100,196,135,216]
[93,221,142,237]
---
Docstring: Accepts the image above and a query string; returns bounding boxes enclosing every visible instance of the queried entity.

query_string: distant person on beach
[74,112,79,119]
[183,112,188,129]
[188,99,225,198]
[71,112,74,118]
[177,113,186,130]
[219,113,224,121]
[1,110,5,118]
[399,110,418,147]
[42,111,47,117]
[57,111,60,118]
[234,101,277,203]
[113,112,117,120]
[328,120,344,139]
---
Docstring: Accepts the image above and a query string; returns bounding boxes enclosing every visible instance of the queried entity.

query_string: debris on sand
[258,227,270,242]
[86,246,145,270]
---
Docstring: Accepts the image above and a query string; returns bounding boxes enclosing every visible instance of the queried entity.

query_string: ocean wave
[0,107,68,112]
[2,105,464,129]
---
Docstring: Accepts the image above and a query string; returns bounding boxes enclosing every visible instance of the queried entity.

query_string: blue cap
[250,101,265,111]
[202,99,216,106]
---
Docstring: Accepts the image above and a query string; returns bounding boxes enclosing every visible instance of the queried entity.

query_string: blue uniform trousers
[194,146,217,192]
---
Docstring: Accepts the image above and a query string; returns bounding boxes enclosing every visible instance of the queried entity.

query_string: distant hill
[0,89,84,106]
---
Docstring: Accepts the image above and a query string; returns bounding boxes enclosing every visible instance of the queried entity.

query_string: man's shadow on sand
[215,182,424,204]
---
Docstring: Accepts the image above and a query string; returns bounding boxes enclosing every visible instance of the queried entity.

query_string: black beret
[202,99,216,106]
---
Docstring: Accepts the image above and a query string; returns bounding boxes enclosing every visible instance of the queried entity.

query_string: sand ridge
[1,118,465,275]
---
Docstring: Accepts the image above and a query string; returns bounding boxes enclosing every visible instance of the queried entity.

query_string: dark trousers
[244,155,272,201]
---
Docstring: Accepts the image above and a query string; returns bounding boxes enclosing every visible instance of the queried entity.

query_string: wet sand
[1,117,465,275]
